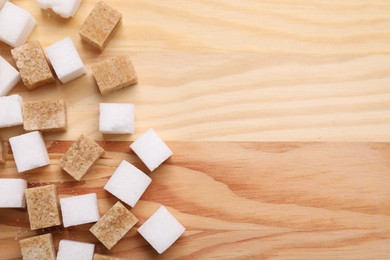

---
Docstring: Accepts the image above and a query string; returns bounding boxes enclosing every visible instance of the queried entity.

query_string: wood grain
[1,141,390,259]
[1,1,390,141]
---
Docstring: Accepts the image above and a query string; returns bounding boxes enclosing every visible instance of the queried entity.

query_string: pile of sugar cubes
[0,1,185,258]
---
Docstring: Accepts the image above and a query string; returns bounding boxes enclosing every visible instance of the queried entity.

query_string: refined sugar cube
[104,161,151,207]
[94,254,122,260]
[79,1,122,51]
[99,103,135,134]
[0,178,27,208]
[59,135,104,181]
[0,55,20,96]
[0,137,4,165]
[0,94,23,128]
[0,2,36,47]
[11,41,55,90]
[23,99,67,132]
[60,193,100,228]
[138,206,185,254]
[45,37,86,84]
[130,128,173,172]
[57,240,95,260]
[90,202,138,249]
[9,131,50,173]
[25,184,61,230]
[19,233,56,260]
[37,0,83,18]
[91,55,137,95]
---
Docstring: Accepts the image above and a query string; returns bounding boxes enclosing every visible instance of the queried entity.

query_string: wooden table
[1,1,390,259]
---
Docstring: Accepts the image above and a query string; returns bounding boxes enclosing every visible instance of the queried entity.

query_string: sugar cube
[91,55,137,95]
[90,202,138,249]
[59,135,104,181]
[0,55,20,96]
[23,99,67,132]
[57,240,95,260]
[130,128,173,172]
[60,193,100,228]
[0,94,23,128]
[9,131,50,173]
[11,41,55,90]
[0,137,5,165]
[104,161,151,207]
[0,178,27,208]
[79,1,122,51]
[19,233,56,260]
[37,0,83,18]
[25,184,61,230]
[0,2,36,47]
[99,103,135,134]
[94,254,122,260]
[45,37,86,84]
[138,206,185,254]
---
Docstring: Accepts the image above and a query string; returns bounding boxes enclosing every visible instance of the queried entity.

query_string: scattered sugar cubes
[138,206,185,254]
[45,37,86,84]
[92,55,137,95]
[60,193,100,228]
[104,161,151,207]
[11,41,55,90]
[0,2,36,47]
[94,254,122,260]
[57,240,95,260]
[59,135,104,181]
[90,202,138,249]
[37,0,83,18]
[19,233,56,260]
[0,94,23,128]
[0,55,20,96]
[0,178,27,208]
[23,99,67,132]
[79,1,122,51]
[25,184,61,230]
[130,128,173,172]
[99,103,135,134]
[9,131,50,172]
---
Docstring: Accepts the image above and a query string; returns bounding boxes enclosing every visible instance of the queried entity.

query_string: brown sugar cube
[79,1,122,51]
[23,100,67,132]
[91,55,137,95]
[94,254,122,260]
[0,137,5,165]
[90,202,138,250]
[19,233,56,260]
[11,41,55,90]
[25,184,61,230]
[59,135,104,181]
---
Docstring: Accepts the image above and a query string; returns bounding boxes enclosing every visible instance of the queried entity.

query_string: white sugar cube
[37,0,83,18]
[0,178,27,208]
[104,160,151,207]
[9,131,50,172]
[60,193,100,228]
[130,128,173,172]
[57,240,94,260]
[0,94,23,128]
[45,37,85,84]
[99,103,135,134]
[138,206,185,254]
[0,2,36,47]
[0,56,20,96]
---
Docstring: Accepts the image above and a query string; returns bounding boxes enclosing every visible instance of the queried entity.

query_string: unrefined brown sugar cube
[11,41,55,90]
[19,233,56,260]
[23,100,67,132]
[92,55,137,95]
[90,202,138,250]
[25,184,61,230]
[94,254,122,260]
[79,1,122,51]
[59,135,104,181]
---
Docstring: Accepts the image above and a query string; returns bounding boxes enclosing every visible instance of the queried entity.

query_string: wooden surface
[1,0,390,259]
[0,141,389,259]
